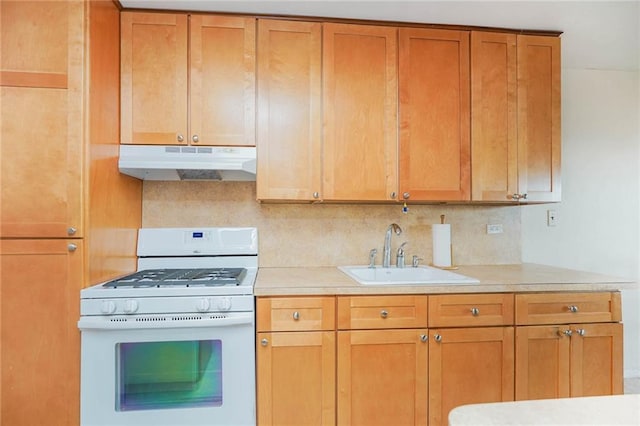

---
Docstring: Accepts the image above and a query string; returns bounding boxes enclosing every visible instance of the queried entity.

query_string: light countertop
[448,394,640,425]
[254,263,638,296]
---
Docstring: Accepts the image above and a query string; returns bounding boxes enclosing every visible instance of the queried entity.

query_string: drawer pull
[380,310,389,319]
[434,334,442,343]
[470,307,480,316]
[261,338,268,346]
[420,334,428,342]
[568,305,579,313]
[292,311,300,321]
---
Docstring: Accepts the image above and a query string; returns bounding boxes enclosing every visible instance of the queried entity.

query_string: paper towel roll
[432,224,452,267]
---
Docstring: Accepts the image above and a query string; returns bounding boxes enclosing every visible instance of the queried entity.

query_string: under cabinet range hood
[118,145,257,181]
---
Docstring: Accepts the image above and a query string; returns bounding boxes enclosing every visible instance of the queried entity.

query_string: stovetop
[102,268,248,288]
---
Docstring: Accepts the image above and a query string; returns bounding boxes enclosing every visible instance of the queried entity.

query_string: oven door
[79,313,255,426]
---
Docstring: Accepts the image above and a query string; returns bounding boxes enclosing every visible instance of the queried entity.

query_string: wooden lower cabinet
[1,239,83,425]
[257,331,335,426]
[515,323,623,400]
[428,326,515,426]
[337,329,429,426]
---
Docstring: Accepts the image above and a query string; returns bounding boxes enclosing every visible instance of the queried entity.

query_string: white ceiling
[119,0,640,71]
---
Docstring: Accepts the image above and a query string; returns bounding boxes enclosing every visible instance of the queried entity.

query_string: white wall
[521,68,640,377]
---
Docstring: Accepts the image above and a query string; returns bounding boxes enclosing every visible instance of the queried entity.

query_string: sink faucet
[383,223,402,268]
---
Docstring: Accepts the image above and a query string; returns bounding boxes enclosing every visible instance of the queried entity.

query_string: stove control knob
[196,298,211,312]
[216,297,232,312]
[101,300,116,315]
[123,299,138,314]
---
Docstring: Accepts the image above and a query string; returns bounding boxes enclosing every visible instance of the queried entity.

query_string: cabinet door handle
[390,192,397,199]
[313,192,320,199]
[292,311,300,321]
[192,134,199,143]
[420,334,428,342]
[568,305,579,313]
[558,329,573,338]
[575,328,586,336]
[67,243,78,252]
[260,338,268,346]
[470,307,480,316]
[403,192,410,200]
[67,227,77,236]
[434,334,442,343]
[380,310,388,319]
[177,133,184,143]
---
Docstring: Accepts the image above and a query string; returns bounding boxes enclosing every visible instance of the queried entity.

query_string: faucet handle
[412,255,424,268]
[397,242,408,255]
[369,248,378,268]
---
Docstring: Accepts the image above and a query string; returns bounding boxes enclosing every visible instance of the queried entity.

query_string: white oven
[78,228,258,426]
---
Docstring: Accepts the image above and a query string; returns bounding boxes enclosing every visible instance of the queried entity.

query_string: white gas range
[78,227,258,426]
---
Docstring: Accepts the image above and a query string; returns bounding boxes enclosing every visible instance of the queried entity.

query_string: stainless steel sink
[338,265,480,285]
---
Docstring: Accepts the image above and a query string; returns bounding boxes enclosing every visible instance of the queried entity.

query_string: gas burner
[102,268,248,288]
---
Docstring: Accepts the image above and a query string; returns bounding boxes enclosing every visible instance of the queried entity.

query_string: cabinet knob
[558,329,573,338]
[575,328,586,336]
[403,192,410,200]
[313,192,320,199]
[67,243,78,252]
[192,134,199,143]
[380,310,388,319]
[434,334,442,343]
[261,338,268,347]
[470,307,480,316]
[420,334,428,342]
[568,305,579,313]
[293,311,300,321]
[67,227,77,236]
[520,193,528,200]
[508,194,520,201]
[390,192,396,199]
[177,134,184,143]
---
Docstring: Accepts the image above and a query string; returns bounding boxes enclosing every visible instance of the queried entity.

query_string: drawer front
[515,292,621,325]
[337,295,428,329]
[257,296,335,332]
[429,293,514,327]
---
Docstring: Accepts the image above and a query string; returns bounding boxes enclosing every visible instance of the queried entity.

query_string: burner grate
[103,268,247,288]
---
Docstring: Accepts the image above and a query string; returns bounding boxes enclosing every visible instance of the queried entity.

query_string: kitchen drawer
[515,292,621,325]
[429,293,514,327]
[337,295,428,329]
[257,296,335,332]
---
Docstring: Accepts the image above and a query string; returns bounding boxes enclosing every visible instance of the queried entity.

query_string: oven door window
[116,340,222,411]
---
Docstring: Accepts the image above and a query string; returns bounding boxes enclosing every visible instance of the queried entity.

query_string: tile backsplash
[143,181,522,267]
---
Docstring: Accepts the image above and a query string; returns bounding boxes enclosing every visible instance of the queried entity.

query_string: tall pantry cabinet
[0,1,142,425]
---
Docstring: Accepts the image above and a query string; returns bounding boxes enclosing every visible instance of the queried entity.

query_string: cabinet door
[570,322,623,397]
[517,35,561,202]
[121,12,188,145]
[323,23,398,201]
[190,15,255,146]
[257,331,335,426]
[1,239,82,426]
[256,19,322,200]
[1,1,83,238]
[515,325,571,400]
[399,28,470,201]
[337,329,428,426]
[429,327,514,426]
[470,31,518,202]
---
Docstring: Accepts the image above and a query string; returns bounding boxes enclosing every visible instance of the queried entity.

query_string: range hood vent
[118,145,256,181]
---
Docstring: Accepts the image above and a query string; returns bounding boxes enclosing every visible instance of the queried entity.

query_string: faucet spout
[383,223,402,268]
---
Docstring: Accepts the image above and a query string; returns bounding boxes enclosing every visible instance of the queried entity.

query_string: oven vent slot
[109,318,128,322]
[135,316,168,322]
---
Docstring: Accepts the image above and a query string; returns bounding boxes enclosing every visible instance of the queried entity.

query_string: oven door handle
[78,312,254,330]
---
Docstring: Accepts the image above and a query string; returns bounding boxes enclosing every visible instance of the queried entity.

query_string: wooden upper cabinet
[256,19,322,201]
[470,31,518,202]
[399,28,470,202]
[517,35,561,202]
[323,23,398,201]
[121,12,255,146]
[121,12,188,145]
[0,1,75,88]
[190,15,255,146]
[1,0,84,238]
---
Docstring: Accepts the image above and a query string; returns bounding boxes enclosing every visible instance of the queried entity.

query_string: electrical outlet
[547,210,558,227]
[486,224,503,234]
